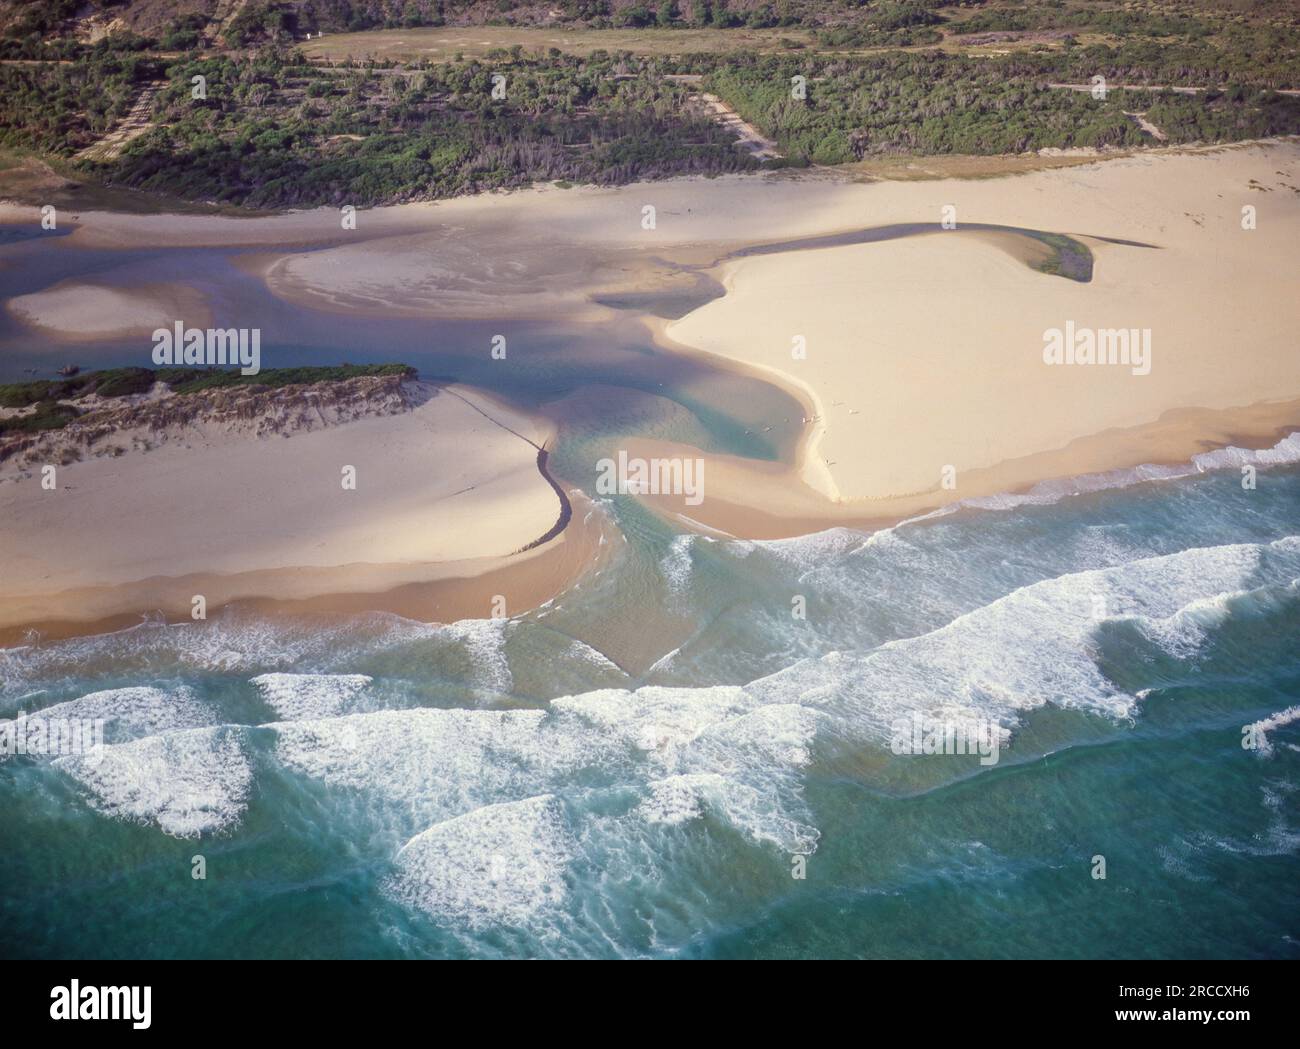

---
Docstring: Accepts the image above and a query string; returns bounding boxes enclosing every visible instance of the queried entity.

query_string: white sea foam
[1063,525,1147,576]
[517,628,627,684]
[1158,841,1214,883]
[1256,783,1300,854]
[386,794,572,928]
[15,520,1294,919]
[743,435,1300,563]
[270,681,819,859]
[730,435,1299,617]
[1248,706,1300,759]
[441,618,513,699]
[272,532,1282,874]
[1194,432,1300,470]
[552,684,754,762]
[561,636,625,675]
[951,431,1300,514]
[746,522,992,637]
[659,533,695,597]
[639,760,818,854]
[555,688,819,851]
[746,538,1300,739]
[751,526,866,571]
[0,611,438,696]
[1131,587,1254,658]
[1,686,212,749]
[1189,783,1300,860]
[1131,549,1300,659]
[54,725,251,837]
[271,708,571,828]
[644,645,683,676]
[251,673,373,720]
[639,773,721,825]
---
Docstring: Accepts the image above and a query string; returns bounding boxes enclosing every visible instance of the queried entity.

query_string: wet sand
[7,143,1292,527]
[0,489,610,646]
[7,279,212,339]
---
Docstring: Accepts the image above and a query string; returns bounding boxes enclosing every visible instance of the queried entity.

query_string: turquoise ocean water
[2,456,1298,958]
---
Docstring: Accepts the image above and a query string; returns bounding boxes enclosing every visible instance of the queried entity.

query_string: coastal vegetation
[0,1,1296,207]
[0,364,416,435]
[109,50,759,206]
[0,46,161,155]
[704,53,1300,160]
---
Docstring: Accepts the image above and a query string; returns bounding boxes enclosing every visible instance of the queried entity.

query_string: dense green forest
[0,0,963,41]
[5,0,1300,46]
[0,1,1296,208]
[106,50,759,206]
[0,49,162,154]
[704,50,1300,160]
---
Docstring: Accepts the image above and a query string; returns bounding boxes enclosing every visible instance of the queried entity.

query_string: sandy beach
[0,380,600,640]
[663,148,1300,518]
[3,140,1298,552]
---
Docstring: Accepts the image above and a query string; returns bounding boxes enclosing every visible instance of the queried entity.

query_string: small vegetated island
[0,363,416,441]
[0,0,1297,209]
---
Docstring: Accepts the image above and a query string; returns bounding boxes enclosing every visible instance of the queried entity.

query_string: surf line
[437,385,572,552]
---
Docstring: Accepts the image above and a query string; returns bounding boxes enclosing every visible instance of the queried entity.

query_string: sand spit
[0,379,586,637]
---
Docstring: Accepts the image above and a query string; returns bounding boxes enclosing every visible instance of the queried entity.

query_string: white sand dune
[666,145,1300,511]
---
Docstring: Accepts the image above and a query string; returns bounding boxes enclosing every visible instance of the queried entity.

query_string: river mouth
[0,237,809,477]
[0,212,1149,500]
[2,145,1298,961]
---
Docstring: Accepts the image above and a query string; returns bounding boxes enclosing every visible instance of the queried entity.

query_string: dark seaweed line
[516,447,573,554]
[437,384,572,554]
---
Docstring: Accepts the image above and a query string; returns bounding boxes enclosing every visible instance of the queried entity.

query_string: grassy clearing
[300,26,817,64]
[296,23,1148,66]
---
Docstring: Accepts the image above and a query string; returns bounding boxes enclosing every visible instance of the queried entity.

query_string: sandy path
[694,92,783,160]
[73,83,163,163]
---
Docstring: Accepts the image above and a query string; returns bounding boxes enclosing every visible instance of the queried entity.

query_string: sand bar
[6,279,212,341]
[0,381,596,639]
